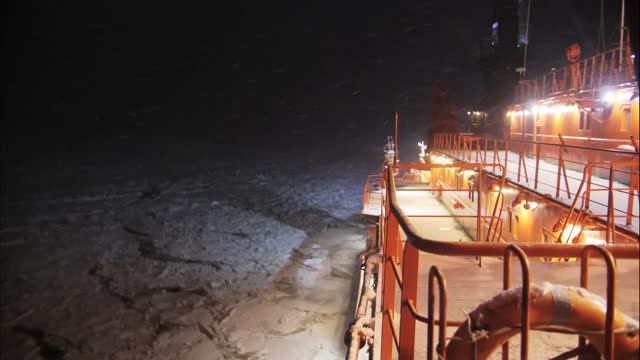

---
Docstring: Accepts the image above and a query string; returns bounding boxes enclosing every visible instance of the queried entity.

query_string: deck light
[523,201,537,210]
[603,91,615,104]
[584,237,606,245]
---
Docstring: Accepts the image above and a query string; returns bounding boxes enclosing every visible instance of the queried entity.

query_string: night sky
[2,1,630,145]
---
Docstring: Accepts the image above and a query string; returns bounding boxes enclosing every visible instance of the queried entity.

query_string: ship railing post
[492,138,499,172]
[427,267,447,360]
[517,140,529,183]
[476,169,483,243]
[483,138,488,165]
[627,152,639,226]
[586,149,594,210]
[589,57,596,88]
[625,32,633,81]
[598,52,605,87]
[399,240,419,360]
[609,50,616,83]
[502,245,531,360]
[381,211,399,360]
[452,133,456,154]
[580,246,617,359]
[462,136,467,160]
[556,134,571,199]
[580,58,587,88]
[502,244,531,360]
[534,141,541,190]
[607,165,616,244]
[504,133,510,179]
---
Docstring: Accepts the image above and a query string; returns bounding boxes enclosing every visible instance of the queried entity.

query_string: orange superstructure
[507,43,639,182]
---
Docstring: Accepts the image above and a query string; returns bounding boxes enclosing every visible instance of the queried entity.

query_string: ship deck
[380,187,639,359]
[360,176,639,359]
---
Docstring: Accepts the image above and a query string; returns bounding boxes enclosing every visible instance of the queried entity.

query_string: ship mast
[618,0,625,72]
[522,0,532,79]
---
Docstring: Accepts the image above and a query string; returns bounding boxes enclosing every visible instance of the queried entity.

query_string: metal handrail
[514,46,635,103]
[432,132,640,229]
[386,166,639,258]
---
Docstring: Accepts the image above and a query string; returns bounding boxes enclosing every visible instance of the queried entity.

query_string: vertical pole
[483,138,488,164]
[505,132,510,177]
[382,214,399,360]
[522,0,532,78]
[477,170,483,242]
[502,251,512,360]
[532,111,538,155]
[586,150,594,210]
[534,143,540,190]
[619,0,626,72]
[607,165,616,243]
[394,112,399,164]
[627,155,639,226]
[399,242,419,360]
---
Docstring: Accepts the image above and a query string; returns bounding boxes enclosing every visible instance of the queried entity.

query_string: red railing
[363,173,382,211]
[432,133,640,232]
[373,164,639,359]
[514,45,635,104]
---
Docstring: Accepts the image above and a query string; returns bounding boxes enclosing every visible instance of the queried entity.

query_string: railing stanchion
[381,168,400,360]
[607,165,616,244]
[427,266,448,360]
[534,141,541,190]
[580,246,617,359]
[502,245,531,360]
[399,241,419,359]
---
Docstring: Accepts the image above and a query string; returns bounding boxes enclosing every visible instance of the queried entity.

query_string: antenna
[618,0,625,71]
[522,0,532,79]
[597,0,605,52]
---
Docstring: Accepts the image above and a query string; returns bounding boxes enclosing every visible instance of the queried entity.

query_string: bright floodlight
[603,91,615,104]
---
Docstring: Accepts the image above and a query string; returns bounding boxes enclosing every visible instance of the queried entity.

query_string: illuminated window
[579,109,591,130]
[621,108,631,131]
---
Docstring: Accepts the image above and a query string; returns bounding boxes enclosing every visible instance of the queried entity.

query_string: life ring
[446,283,639,359]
